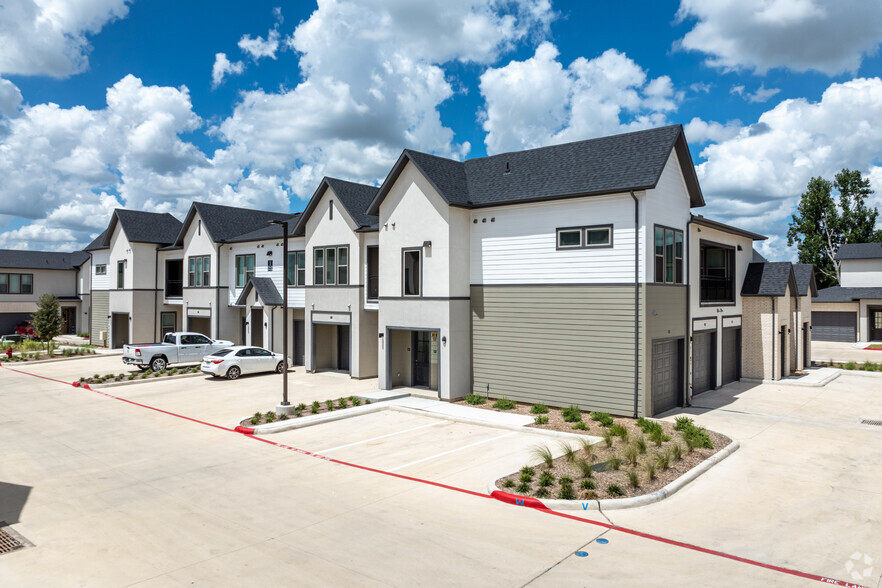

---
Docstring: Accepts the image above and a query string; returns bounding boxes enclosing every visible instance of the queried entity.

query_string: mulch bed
[452,398,730,501]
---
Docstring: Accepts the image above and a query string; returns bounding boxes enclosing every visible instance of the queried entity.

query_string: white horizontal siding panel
[642,151,691,281]
[470,193,640,285]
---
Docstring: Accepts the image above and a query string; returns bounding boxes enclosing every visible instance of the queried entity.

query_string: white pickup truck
[122,332,234,372]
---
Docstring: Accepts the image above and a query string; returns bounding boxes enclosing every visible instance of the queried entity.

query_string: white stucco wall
[840,258,882,287]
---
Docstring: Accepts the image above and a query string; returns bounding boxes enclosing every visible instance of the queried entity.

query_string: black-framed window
[160,311,176,336]
[165,259,183,298]
[235,254,254,287]
[403,249,421,296]
[700,242,735,303]
[287,251,305,286]
[313,246,348,286]
[0,273,32,294]
[367,245,379,301]
[556,225,613,249]
[117,260,125,288]
[188,255,210,287]
[95,264,107,276]
[654,226,683,284]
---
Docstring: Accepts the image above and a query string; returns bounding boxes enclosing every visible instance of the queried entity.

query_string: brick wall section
[742,297,772,379]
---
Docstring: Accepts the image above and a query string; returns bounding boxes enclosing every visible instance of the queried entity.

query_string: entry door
[871,308,882,341]
[803,322,810,367]
[412,331,432,387]
[293,319,305,365]
[692,331,716,394]
[720,327,741,385]
[780,327,787,377]
[61,307,76,334]
[337,325,350,372]
[251,309,263,347]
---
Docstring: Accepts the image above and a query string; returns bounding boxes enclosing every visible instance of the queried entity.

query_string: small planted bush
[493,397,516,410]
[538,471,555,487]
[531,444,554,468]
[520,471,534,483]
[648,425,670,447]
[352,397,362,406]
[655,451,671,470]
[311,401,320,414]
[679,422,713,450]
[669,443,683,462]
[580,479,596,490]
[572,421,589,431]
[280,413,289,420]
[575,459,593,479]
[627,471,640,488]
[558,482,576,500]
[534,487,550,499]
[608,423,628,439]
[530,403,549,414]
[558,442,577,463]
[325,400,334,412]
[602,429,614,447]
[337,397,348,409]
[590,411,614,427]
[250,416,259,425]
[562,405,583,423]
[520,466,535,476]
[623,444,639,466]
[264,411,276,423]
[534,415,549,425]
[608,456,622,471]
[516,481,531,494]
[607,484,625,497]
[645,462,657,480]
[464,393,486,405]
[502,479,515,489]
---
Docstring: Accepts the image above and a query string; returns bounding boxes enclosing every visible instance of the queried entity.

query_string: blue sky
[1,0,881,260]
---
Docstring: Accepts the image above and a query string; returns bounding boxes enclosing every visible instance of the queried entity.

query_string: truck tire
[137,365,149,371]
[150,356,167,372]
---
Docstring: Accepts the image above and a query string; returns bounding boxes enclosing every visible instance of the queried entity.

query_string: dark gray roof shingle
[325,178,380,228]
[792,263,818,297]
[814,286,882,303]
[234,277,283,306]
[0,249,90,270]
[835,243,882,260]
[741,262,796,297]
[178,202,290,244]
[752,248,768,263]
[84,230,108,251]
[367,125,704,214]
[114,209,182,244]
[226,213,302,243]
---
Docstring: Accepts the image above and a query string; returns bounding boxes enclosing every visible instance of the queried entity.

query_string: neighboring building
[0,249,90,336]
[813,243,882,342]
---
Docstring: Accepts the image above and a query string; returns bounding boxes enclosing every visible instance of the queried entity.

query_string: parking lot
[1,358,881,586]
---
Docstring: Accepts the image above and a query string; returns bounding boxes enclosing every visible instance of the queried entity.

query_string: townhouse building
[813,243,882,342]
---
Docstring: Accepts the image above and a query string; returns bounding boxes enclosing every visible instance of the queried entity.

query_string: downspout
[270,305,275,351]
[88,253,93,342]
[771,297,776,380]
[215,242,221,339]
[630,190,640,419]
[795,296,800,369]
[154,247,159,341]
[685,217,693,407]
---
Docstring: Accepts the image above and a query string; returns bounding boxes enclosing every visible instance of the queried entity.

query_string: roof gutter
[631,190,640,419]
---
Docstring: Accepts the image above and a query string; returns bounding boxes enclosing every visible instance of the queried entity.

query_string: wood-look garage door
[652,340,680,416]
[692,331,715,394]
[812,311,857,342]
[721,327,741,385]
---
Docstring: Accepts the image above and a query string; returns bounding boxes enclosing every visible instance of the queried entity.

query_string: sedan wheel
[275,361,284,373]
[226,365,241,380]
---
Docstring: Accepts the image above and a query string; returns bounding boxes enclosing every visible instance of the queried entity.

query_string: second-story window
[235,254,255,287]
[700,243,735,304]
[95,264,107,275]
[0,273,33,294]
[654,226,683,284]
[117,260,125,288]
[188,255,210,287]
[367,246,379,301]
[403,249,421,296]
[313,246,349,286]
[287,251,305,286]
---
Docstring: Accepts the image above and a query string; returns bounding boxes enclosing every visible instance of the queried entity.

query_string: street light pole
[269,219,290,410]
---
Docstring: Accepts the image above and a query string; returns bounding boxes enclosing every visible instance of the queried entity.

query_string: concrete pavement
[1,360,881,586]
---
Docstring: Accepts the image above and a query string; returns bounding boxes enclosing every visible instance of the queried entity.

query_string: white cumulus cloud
[479,42,681,154]
[239,29,281,61]
[211,53,245,89]
[677,0,882,75]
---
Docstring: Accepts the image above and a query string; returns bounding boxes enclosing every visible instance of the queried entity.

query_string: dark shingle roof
[113,209,182,244]
[752,248,768,263]
[741,262,797,297]
[792,264,818,297]
[0,249,90,270]
[367,125,704,215]
[176,202,289,245]
[835,243,882,260]
[84,230,108,251]
[226,213,302,243]
[814,286,882,303]
[293,177,379,236]
[234,277,283,306]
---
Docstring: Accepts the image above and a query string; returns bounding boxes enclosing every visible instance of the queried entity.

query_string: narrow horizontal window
[585,227,611,247]
[557,229,582,248]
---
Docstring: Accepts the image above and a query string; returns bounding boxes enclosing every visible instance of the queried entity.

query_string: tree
[32,294,62,342]
[787,169,881,289]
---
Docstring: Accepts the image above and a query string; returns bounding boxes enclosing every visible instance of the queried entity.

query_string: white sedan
[201,346,289,380]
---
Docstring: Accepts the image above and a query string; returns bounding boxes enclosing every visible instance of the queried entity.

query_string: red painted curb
[234,426,255,435]
[71,381,80,387]
[82,383,92,390]
[490,490,547,509]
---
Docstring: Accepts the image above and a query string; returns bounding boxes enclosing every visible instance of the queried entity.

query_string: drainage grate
[0,523,31,555]
[860,419,882,427]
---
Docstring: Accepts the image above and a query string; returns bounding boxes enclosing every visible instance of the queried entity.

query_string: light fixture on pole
[269,218,291,413]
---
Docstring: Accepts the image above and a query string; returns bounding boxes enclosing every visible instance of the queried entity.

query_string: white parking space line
[387,431,517,473]
[315,420,446,454]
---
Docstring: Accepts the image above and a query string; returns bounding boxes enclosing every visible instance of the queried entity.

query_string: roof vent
[504,162,511,174]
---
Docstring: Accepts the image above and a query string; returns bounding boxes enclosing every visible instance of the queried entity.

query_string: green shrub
[558,442,577,463]
[677,420,713,449]
[464,393,486,405]
[516,481,530,494]
[602,429,614,447]
[648,425,670,447]
[673,416,693,431]
[281,413,289,420]
[584,490,598,500]
[608,456,622,471]
[534,415,549,425]
[520,466,535,476]
[296,403,307,413]
[531,444,554,468]
[534,487,550,498]
[562,405,583,422]
[493,397,516,410]
[519,471,534,483]
[558,482,576,500]
[365,399,372,405]
[645,462,657,480]
[311,401,320,414]
[337,397,348,409]
[669,443,683,462]
[559,476,573,485]
[250,416,259,425]
[844,361,857,370]
[623,444,639,466]
[655,451,671,470]
[352,397,362,406]
[590,411,614,427]
[502,479,515,489]
[127,375,135,380]
[607,484,625,497]
[265,411,276,423]
[572,421,589,431]
[538,471,555,487]
[575,459,593,478]
[530,403,549,414]
[609,423,628,440]
[580,479,596,490]
[628,471,640,488]
[325,400,334,412]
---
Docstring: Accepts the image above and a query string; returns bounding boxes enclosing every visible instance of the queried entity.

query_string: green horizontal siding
[471,285,640,415]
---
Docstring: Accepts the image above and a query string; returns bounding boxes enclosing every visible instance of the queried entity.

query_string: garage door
[692,331,715,394]
[652,340,680,416]
[812,311,856,342]
[721,327,740,385]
